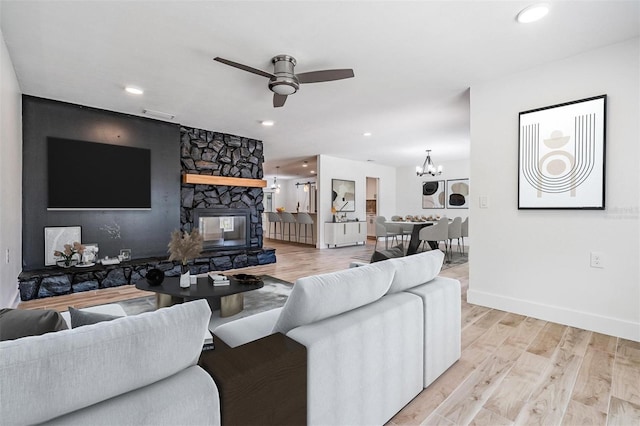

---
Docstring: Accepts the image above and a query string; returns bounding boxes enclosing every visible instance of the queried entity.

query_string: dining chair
[296,212,315,244]
[447,217,462,257]
[390,215,412,242]
[374,216,400,250]
[461,217,469,255]
[278,212,298,242]
[265,212,283,240]
[418,217,449,257]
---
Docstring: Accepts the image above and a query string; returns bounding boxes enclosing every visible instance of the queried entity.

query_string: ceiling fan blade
[273,94,287,108]
[213,57,274,79]
[297,69,355,84]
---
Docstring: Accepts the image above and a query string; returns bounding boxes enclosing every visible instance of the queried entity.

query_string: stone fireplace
[179,126,274,270]
[194,208,250,250]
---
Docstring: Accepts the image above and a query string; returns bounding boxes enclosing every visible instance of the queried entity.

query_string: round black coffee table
[135,275,264,317]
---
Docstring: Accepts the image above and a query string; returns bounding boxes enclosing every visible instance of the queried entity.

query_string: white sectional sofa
[214,250,461,426]
[0,300,220,426]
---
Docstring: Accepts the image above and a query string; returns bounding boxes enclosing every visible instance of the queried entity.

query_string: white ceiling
[1,1,638,179]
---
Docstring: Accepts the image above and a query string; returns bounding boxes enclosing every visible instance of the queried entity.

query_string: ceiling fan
[213,55,355,108]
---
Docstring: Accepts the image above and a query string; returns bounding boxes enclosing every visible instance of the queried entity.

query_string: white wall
[396,159,470,221]
[318,155,396,248]
[0,27,23,308]
[469,38,639,341]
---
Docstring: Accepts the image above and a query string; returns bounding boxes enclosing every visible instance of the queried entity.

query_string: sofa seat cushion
[0,300,212,425]
[387,250,445,294]
[0,308,68,341]
[272,261,395,334]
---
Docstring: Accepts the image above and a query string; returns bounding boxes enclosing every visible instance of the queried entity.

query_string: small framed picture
[82,243,99,264]
[119,249,131,261]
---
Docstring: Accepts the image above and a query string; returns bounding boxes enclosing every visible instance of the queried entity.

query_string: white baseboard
[467,289,640,342]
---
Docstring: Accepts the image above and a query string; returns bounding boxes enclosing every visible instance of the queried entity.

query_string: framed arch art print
[518,95,606,210]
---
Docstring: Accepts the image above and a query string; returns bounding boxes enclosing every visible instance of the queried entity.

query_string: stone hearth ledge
[18,248,276,301]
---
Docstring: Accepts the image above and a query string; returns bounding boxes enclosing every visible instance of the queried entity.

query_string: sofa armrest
[198,333,306,426]
[212,307,282,348]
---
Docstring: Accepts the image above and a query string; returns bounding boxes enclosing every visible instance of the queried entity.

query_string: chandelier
[270,166,281,193]
[416,150,443,177]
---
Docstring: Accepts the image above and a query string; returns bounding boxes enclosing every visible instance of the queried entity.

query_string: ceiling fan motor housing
[269,55,299,95]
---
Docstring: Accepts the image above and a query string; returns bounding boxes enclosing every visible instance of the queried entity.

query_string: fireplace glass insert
[193,208,250,250]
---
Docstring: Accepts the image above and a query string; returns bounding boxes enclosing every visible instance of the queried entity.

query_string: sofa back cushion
[386,250,445,293]
[0,300,211,425]
[273,261,395,334]
[0,308,68,341]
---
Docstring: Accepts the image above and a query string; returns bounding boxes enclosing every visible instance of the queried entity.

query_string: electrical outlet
[590,251,604,268]
[5,248,9,264]
[479,196,489,209]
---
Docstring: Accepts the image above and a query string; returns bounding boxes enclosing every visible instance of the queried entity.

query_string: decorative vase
[56,258,78,268]
[179,264,190,288]
[146,268,165,286]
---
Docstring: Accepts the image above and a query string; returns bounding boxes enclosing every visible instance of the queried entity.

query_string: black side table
[199,333,307,426]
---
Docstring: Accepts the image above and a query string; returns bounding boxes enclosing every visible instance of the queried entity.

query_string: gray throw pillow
[0,308,68,341]
[371,244,405,263]
[68,307,122,328]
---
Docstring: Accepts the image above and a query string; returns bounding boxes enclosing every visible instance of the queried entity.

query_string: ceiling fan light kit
[269,55,299,96]
[213,54,354,108]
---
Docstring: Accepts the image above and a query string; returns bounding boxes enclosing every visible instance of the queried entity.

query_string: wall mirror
[331,179,356,212]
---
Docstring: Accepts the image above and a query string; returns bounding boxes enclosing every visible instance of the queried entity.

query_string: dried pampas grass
[167,228,203,264]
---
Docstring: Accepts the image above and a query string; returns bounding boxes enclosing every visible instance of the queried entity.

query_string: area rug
[118,275,293,331]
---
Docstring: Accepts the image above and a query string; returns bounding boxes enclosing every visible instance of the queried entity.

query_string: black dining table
[386,221,437,255]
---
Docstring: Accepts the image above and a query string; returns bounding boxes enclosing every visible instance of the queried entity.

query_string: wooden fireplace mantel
[183,174,267,188]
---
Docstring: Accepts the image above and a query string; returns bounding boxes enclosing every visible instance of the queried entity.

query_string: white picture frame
[44,226,82,266]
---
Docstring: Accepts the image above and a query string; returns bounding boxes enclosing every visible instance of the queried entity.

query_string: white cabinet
[324,222,367,248]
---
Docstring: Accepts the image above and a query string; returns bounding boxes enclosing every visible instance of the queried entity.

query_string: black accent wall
[22,96,181,270]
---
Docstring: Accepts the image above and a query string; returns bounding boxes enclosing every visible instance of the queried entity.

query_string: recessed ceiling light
[516,3,549,23]
[310,170,316,174]
[125,86,144,95]
[302,161,308,167]
[261,120,275,126]
[363,132,372,137]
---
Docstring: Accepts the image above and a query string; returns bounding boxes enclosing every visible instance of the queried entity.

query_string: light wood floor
[19,239,640,425]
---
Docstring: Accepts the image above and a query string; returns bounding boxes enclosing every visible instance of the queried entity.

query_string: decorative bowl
[232,274,262,285]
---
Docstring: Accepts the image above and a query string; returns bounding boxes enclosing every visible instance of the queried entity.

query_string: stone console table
[18,247,276,301]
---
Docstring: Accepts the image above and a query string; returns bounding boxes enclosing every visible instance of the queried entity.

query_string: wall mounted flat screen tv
[47,137,151,210]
